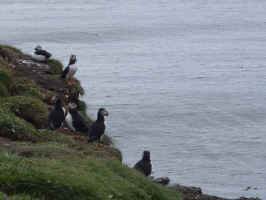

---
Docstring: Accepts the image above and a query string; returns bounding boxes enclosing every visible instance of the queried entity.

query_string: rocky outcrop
[171,184,261,200]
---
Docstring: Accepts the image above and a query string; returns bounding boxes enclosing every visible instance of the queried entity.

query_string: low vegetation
[47,59,64,74]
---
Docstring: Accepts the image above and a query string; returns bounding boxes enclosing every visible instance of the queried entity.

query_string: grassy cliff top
[0,44,180,200]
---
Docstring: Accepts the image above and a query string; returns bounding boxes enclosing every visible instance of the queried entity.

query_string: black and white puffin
[32,45,52,62]
[61,55,77,86]
[65,103,88,133]
[88,108,109,143]
[48,96,65,130]
[134,151,152,176]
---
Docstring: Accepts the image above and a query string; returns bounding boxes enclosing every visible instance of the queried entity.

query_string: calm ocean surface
[1,0,266,198]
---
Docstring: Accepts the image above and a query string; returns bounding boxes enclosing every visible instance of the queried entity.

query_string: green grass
[0,153,180,200]
[0,192,38,200]
[0,105,37,141]
[47,59,64,74]
[0,68,12,90]
[8,142,82,159]
[0,45,23,55]
[1,96,49,128]
[0,84,8,97]
[11,79,43,99]
[77,100,93,130]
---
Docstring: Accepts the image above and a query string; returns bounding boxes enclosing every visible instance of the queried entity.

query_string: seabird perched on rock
[134,151,152,176]
[61,55,77,86]
[48,96,65,130]
[65,103,88,133]
[88,108,109,143]
[32,45,52,62]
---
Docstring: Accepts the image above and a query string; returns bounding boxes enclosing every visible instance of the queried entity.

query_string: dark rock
[173,184,202,195]
[170,184,261,200]
[154,177,170,185]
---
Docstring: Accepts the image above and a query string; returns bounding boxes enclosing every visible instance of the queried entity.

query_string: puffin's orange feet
[55,128,63,132]
[96,143,104,148]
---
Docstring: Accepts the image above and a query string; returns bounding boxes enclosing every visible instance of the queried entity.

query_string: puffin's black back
[88,121,105,142]
[88,108,107,142]
[48,98,65,130]
[70,109,88,132]
[134,151,152,176]
[61,66,69,79]
[35,49,52,58]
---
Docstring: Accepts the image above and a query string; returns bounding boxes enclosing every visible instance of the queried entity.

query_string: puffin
[48,96,65,130]
[134,151,152,176]
[61,55,77,86]
[65,103,88,133]
[32,45,52,62]
[88,108,109,143]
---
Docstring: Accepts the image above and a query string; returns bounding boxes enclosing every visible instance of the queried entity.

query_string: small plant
[0,84,8,97]
[47,59,64,74]
[0,68,12,90]
[0,106,37,141]
[0,191,7,200]
[11,79,43,99]
[0,44,23,55]
[1,96,49,128]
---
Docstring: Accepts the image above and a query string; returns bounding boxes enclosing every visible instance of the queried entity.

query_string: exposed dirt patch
[0,136,12,146]
[13,58,68,96]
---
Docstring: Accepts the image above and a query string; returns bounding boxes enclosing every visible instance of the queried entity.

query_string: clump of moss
[0,109,73,143]
[101,135,113,146]
[36,130,74,144]
[0,106,37,141]
[0,45,29,62]
[0,192,36,200]
[72,78,85,95]
[77,100,93,127]
[0,44,23,55]
[11,79,43,99]
[7,194,38,200]
[0,192,40,200]
[0,84,8,97]
[77,100,86,111]
[0,68,12,90]
[0,191,7,200]
[47,59,63,74]
[10,142,82,159]
[1,96,49,128]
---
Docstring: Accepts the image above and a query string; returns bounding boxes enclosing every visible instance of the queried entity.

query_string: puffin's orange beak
[67,81,73,86]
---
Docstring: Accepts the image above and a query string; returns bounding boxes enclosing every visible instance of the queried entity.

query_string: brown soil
[0,136,12,146]
[13,58,68,96]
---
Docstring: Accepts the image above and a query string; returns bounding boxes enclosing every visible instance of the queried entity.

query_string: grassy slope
[0,45,180,200]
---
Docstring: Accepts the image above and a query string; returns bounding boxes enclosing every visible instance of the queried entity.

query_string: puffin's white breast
[32,54,46,62]
[67,64,78,79]
[65,112,76,132]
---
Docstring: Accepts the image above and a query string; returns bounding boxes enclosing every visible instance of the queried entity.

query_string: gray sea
[1,0,266,198]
